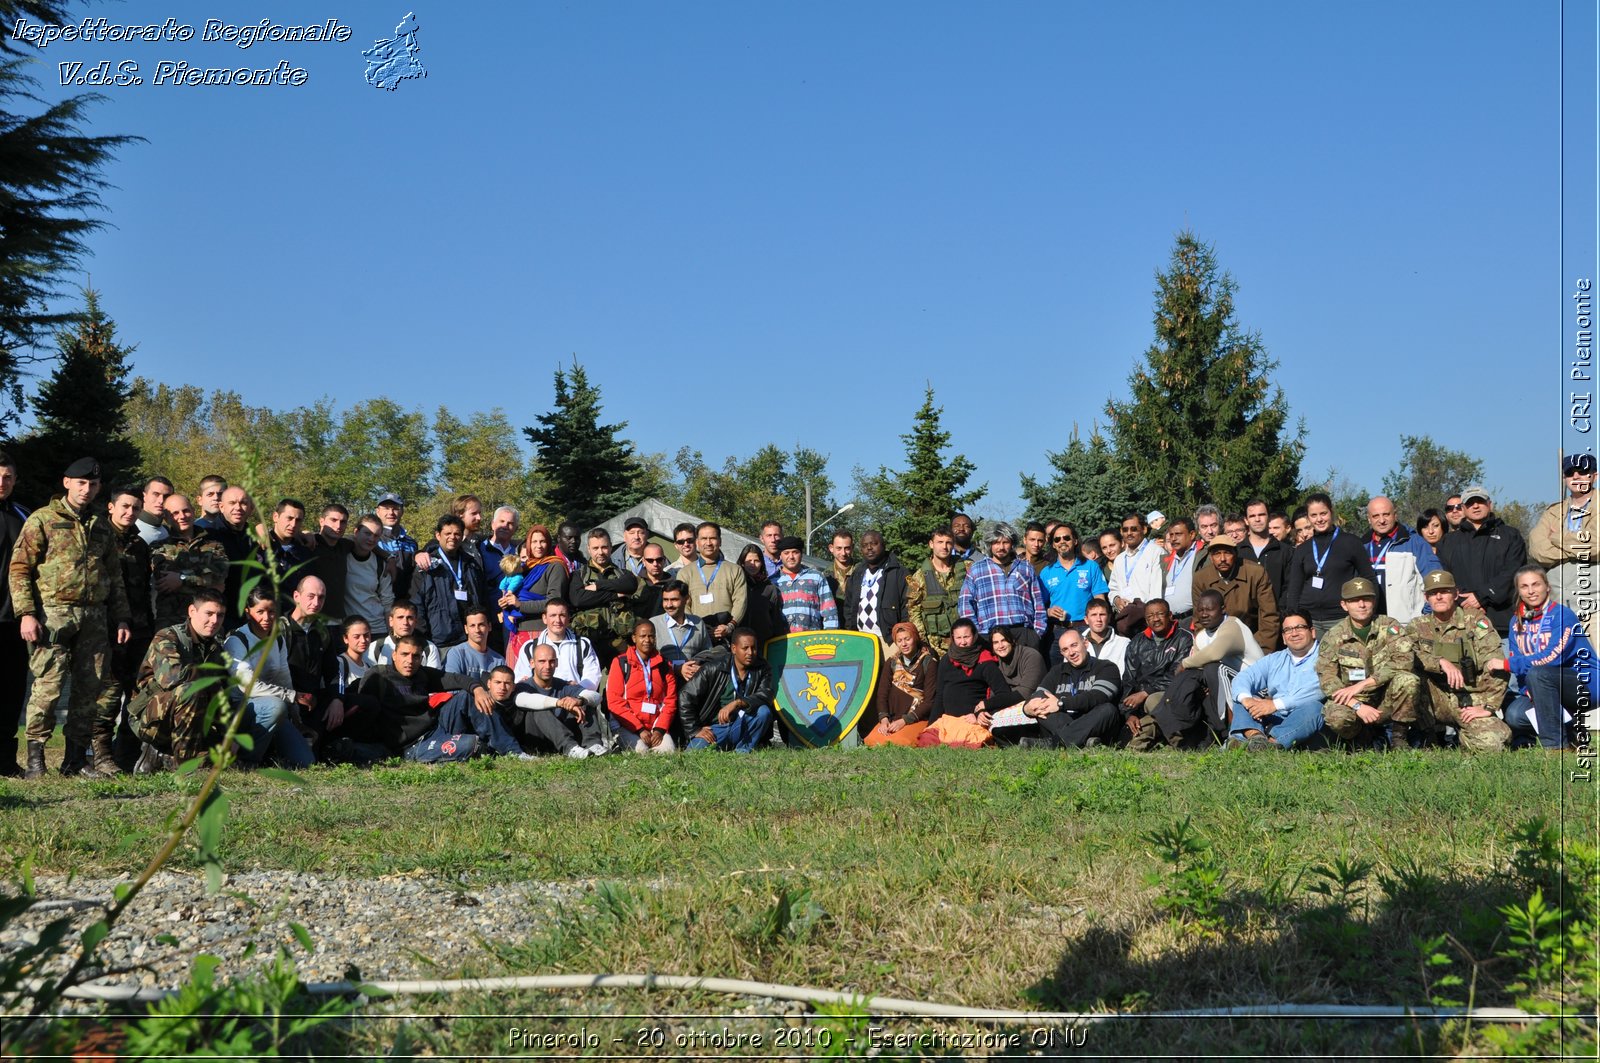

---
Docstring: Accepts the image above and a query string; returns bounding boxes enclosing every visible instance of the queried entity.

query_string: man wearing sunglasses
[667,522,698,577]
[1040,523,1108,660]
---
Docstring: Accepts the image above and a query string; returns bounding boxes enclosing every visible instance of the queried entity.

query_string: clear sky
[15,1,1579,519]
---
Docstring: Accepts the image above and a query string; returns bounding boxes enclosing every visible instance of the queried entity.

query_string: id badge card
[454,588,469,601]
[1310,576,1324,589]
[1347,668,1367,682]
[642,701,659,716]
[699,593,715,605]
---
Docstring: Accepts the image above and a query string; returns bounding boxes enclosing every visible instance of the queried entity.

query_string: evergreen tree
[1104,232,1305,516]
[523,360,645,528]
[0,1,139,433]
[16,288,140,500]
[1020,426,1140,536]
[853,386,985,564]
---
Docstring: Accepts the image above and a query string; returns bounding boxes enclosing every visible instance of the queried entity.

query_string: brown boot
[83,725,124,778]
[1388,722,1411,751]
[23,740,46,779]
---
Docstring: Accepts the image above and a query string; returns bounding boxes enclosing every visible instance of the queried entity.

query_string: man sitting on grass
[1227,611,1325,751]
[357,634,526,761]
[677,628,774,752]
[128,588,229,771]
[509,645,609,757]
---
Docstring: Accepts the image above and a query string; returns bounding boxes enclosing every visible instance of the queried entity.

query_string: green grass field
[2,745,1593,1058]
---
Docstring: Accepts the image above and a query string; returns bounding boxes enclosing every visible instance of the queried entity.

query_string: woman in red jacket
[606,620,678,753]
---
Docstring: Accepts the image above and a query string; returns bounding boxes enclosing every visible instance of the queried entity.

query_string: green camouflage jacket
[7,495,130,623]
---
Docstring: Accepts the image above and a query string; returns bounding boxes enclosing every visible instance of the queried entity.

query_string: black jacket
[115,523,154,635]
[1037,656,1122,716]
[207,520,260,627]
[1243,535,1289,600]
[0,498,29,622]
[1282,528,1376,623]
[843,553,910,633]
[676,652,775,733]
[356,663,481,750]
[1123,625,1197,696]
[931,651,1022,720]
[412,547,486,648]
[1436,516,1529,634]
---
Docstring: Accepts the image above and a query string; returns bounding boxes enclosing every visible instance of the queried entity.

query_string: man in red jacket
[606,619,678,753]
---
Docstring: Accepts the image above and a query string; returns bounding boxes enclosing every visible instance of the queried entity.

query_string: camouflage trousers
[23,606,119,745]
[1420,681,1512,753]
[1322,672,1422,739]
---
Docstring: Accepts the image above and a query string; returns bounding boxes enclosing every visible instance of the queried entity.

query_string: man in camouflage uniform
[908,524,969,656]
[8,459,131,778]
[1318,577,1422,749]
[1408,569,1511,753]
[128,588,229,767]
[105,485,154,773]
[150,493,231,631]
[568,527,643,669]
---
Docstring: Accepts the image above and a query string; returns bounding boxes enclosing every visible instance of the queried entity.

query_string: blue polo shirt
[1039,557,1109,622]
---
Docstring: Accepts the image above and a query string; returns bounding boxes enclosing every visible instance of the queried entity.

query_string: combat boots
[24,740,46,779]
[59,739,89,777]
[83,725,125,778]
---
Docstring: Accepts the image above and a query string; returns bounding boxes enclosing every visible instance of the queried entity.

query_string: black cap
[623,516,650,532]
[1565,454,1597,476]
[777,535,805,553]
[63,457,100,479]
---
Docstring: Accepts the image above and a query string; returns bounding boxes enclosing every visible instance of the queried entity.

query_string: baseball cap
[376,492,403,507]
[1460,485,1490,504]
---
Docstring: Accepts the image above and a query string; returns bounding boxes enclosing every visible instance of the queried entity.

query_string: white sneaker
[586,742,610,756]
[515,752,538,762]
[565,746,590,759]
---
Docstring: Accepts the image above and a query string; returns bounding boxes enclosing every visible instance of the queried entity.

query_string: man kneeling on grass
[1227,611,1325,751]
[128,588,229,771]
[677,628,774,752]
[356,634,527,762]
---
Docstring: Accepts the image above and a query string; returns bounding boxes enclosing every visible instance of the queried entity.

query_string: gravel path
[2,871,586,989]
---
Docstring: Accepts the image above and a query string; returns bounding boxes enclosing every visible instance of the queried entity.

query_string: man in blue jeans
[1228,611,1324,750]
[678,628,774,752]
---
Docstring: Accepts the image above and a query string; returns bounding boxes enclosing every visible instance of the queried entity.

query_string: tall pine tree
[853,386,984,564]
[17,287,140,501]
[523,359,645,529]
[1020,426,1140,535]
[0,1,139,433]
[1104,232,1304,516]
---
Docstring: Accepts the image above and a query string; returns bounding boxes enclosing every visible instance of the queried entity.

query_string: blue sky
[16,1,1586,519]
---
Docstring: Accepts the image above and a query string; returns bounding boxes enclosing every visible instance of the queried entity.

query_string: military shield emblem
[766,631,881,747]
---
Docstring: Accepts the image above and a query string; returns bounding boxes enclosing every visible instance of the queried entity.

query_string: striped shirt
[774,567,839,632]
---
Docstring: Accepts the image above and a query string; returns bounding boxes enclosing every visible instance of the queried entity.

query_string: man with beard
[1192,537,1280,650]
[908,525,968,656]
[958,522,1047,649]
[950,512,980,562]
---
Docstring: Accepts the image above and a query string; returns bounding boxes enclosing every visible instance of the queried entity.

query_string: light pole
[805,495,854,557]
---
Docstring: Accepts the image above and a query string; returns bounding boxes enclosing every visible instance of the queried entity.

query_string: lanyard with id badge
[439,552,469,602]
[696,558,722,605]
[1309,528,1339,590]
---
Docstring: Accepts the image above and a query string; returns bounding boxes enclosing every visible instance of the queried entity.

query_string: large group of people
[0,448,1593,777]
